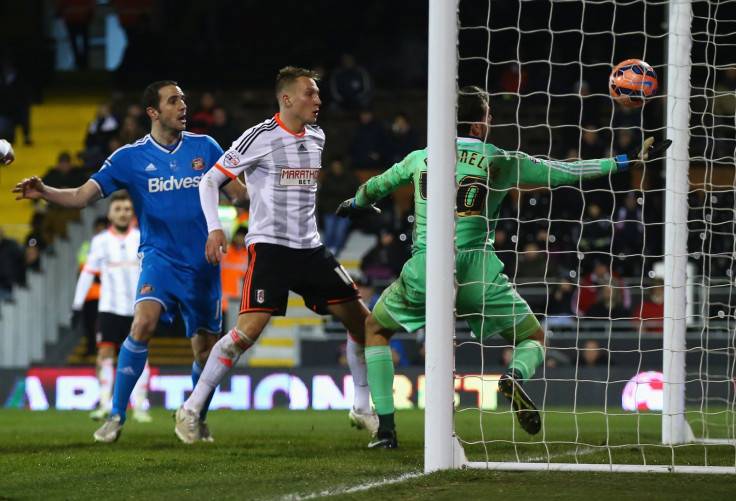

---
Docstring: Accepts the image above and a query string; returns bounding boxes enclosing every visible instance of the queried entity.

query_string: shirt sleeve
[90,153,126,197]
[355,150,422,207]
[72,271,96,310]
[199,134,245,233]
[492,149,619,188]
[199,168,227,232]
[82,234,104,273]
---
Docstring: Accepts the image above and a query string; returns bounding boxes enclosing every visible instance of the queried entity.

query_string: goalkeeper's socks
[185,329,250,414]
[366,345,395,415]
[505,368,524,382]
[377,412,396,434]
[191,360,215,421]
[346,335,371,413]
[111,336,149,423]
[508,339,544,381]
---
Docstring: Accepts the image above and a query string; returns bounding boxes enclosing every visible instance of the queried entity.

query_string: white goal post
[425,0,736,474]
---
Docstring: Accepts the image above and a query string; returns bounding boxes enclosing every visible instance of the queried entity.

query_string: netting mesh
[450,0,736,470]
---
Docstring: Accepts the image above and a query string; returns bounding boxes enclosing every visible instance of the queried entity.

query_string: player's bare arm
[220,177,249,208]
[204,229,228,265]
[13,177,103,208]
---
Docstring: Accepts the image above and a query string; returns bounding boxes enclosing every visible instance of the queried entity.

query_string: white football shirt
[201,114,324,249]
[75,227,141,316]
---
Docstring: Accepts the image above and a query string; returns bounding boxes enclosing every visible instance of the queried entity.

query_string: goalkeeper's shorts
[372,249,540,342]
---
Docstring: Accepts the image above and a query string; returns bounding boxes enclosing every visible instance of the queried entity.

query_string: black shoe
[368,429,398,449]
[498,374,541,435]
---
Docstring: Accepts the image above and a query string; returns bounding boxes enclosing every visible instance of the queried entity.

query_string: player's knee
[194,350,209,367]
[365,313,381,337]
[365,313,393,347]
[528,327,546,345]
[191,332,219,364]
[129,316,156,342]
[328,300,369,335]
[97,346,115,359]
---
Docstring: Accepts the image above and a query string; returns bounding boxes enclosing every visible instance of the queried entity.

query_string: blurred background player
[220,226,249,328]
[337,85,671,448]
[74,215,108,356]
[13,80,249,443]
[175,66,376,443]
[71,192,152,423]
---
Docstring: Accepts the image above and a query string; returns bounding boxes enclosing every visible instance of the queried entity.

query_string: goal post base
[464,462,736,475]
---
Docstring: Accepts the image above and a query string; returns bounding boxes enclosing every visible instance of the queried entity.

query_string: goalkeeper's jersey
[355,137,619,252]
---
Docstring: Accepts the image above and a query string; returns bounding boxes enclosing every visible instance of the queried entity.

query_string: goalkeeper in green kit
[336,85,671,449]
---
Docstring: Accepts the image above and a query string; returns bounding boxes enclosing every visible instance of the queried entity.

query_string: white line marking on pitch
[276,472,425,500]
[521,446,597,462]
[277,449,596,499]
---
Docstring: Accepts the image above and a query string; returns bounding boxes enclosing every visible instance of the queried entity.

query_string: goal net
[425,0,736,474]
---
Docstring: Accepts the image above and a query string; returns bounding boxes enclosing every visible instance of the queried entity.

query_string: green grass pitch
[1,407,735,500]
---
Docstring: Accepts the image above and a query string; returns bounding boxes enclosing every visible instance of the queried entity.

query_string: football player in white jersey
[72,192,152,423]
[175,66,378,443]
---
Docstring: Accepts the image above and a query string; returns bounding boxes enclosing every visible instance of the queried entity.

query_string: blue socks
[192,360,215,420]
[111,336,149,423]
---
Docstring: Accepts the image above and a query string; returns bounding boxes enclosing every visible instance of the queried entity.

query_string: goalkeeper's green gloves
[335,198,382,219]
[615,137,673,171]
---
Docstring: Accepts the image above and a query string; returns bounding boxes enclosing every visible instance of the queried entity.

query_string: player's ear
[146,107,159,120]
[470,122,482,138]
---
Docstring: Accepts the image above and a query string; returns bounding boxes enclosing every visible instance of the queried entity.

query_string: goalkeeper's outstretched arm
[506,136,671,187]
[335,150,419,218]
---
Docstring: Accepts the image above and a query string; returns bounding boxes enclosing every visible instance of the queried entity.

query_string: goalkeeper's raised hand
[616,137,672,170]
[335,198,382,220]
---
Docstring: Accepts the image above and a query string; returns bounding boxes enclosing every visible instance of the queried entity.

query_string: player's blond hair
[275,66,320,100]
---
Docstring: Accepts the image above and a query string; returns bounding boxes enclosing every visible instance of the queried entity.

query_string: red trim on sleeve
[215,162,237,179]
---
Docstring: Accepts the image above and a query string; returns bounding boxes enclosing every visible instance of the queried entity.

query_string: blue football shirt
[91,132,224,276]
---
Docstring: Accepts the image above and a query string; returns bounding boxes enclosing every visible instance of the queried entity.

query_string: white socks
[184,329,252,414]
[97,357,114,410]
[347,335,371,413]
[131,360,151,411]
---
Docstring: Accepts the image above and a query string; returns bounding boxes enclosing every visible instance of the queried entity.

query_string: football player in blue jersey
[13,81,249,443]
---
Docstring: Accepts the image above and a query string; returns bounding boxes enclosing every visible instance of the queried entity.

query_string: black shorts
[96,312,134,348]
[240,243,360,316]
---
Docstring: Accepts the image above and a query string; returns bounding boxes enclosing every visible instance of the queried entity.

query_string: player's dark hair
[457,85,488,137]
[93,216,109,229]
[110,191,132,204]
[275,66,320,100]
[141,80,179,113]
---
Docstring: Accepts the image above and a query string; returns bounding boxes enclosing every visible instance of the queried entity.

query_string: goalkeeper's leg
[365,306,400,449]
[500,322,545,435]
